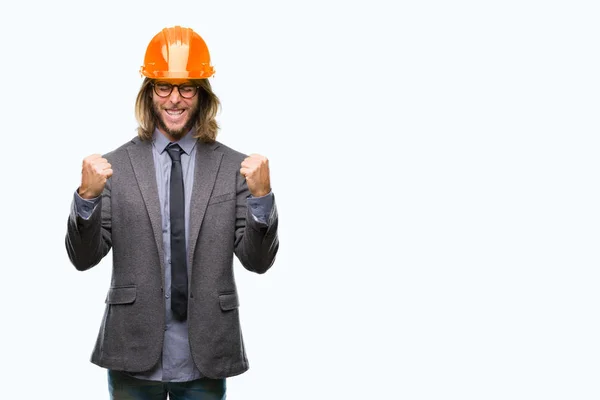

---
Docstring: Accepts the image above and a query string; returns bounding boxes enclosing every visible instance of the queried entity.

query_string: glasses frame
[152,82,200,99]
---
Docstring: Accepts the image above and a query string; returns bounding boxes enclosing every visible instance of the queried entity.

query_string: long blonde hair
[135,78,221,143]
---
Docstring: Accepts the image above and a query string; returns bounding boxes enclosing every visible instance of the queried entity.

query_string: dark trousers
[108,370,226,400]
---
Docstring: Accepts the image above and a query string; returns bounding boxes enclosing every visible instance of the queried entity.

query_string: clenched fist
[78,154,113,200]
[240,154,271,197]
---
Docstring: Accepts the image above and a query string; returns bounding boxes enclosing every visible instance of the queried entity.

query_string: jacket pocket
[208,191,236,206]
[105,285,137,305]
[219,292,239,311]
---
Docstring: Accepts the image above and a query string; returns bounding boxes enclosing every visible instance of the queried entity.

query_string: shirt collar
[152,128,197,156]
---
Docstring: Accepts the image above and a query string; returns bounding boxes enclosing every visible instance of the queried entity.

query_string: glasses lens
[154,83,172,97]
[178,85,197,99]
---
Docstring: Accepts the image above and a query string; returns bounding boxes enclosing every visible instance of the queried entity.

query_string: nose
[168,86,182,103]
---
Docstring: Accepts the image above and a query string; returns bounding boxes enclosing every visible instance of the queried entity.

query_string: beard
[152,102,200,140]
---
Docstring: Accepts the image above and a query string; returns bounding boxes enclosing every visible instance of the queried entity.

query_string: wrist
[78,187,98,200]
[251,188,271,198]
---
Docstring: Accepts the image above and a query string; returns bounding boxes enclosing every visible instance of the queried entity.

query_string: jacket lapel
[127,139,165,277]
[188,141,223,268]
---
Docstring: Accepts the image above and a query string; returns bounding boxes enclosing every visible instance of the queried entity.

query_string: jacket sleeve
[65,178,113,271]
[233,174,279,274]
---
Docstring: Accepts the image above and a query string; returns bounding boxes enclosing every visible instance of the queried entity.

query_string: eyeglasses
[152,82,199,99]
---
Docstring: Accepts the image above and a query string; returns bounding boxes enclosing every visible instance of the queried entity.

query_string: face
[151,79,200,141]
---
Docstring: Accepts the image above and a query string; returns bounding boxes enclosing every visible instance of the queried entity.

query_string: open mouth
[165,109,185,122]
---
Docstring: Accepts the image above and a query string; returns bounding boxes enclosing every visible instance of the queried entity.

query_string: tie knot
[166,143,183,162]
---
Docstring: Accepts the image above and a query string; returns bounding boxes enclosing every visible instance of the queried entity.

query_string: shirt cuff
[247,192,274,225]
[74,190,100,220]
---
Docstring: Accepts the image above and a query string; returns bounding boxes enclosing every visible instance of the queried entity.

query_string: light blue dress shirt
[74,129,273,381]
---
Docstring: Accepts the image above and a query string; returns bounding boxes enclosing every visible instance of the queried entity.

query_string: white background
[0,0,599,399]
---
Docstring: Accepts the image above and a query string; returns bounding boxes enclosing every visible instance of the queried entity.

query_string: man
[65,26,279,399]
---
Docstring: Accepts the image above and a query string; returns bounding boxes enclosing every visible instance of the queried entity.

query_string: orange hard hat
[140,26,215,79]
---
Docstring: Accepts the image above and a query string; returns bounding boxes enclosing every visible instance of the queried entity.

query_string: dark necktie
[166,143,188,321]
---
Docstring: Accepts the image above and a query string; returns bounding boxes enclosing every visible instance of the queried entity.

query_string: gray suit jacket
[65,136,279,379]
